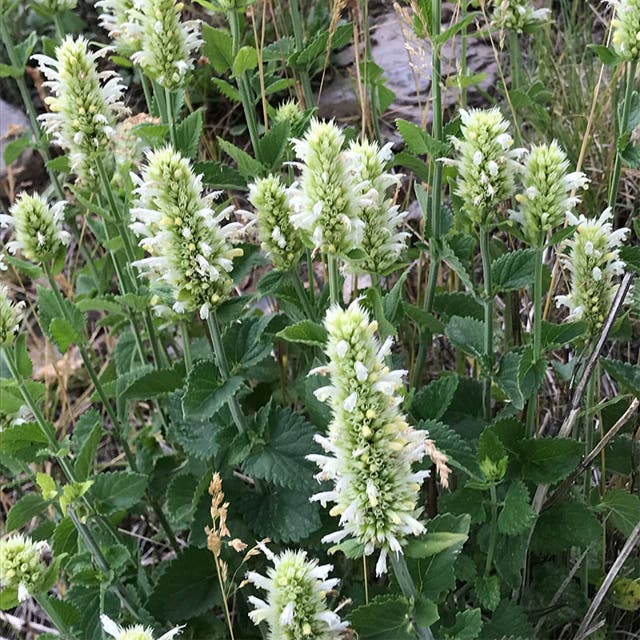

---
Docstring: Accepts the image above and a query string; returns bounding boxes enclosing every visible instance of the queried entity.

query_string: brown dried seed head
[228,538,248,553]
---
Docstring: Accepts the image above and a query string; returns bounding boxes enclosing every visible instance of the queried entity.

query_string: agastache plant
[34,35,128,186]
[247,544,349,639]
[130,146,243,319]
[556,208,630,337]
[309,301,429,576]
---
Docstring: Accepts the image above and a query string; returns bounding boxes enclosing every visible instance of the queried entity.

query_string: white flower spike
[612,0,640,60]
[0,286,25,347]
[309,301,429,575]
[493,0,551,33]
[0,534,50,602]
[101,615,184,640]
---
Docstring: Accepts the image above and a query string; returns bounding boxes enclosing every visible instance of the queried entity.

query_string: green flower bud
[0,534,49,602]
[33,0,78,13]
[0,285,25,347]
[272,99,304,130]
[612,0,640,60]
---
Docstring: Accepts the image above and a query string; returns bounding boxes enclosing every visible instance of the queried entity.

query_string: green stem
[139,68,154,114]
[389,552,435,640]
[484,485,498,575]
[582,372,596,596]
[460,0,468,108]
[165,87,178,148]
[291,268,315,319]
[479,227,493,421]
[306,249,315,305]
[509,31,521,92]
[207,312,248,433]
[327,253,341,306]
[35,593,78,640]
[527,248,544,435]
[180,322,193,372]
[608,60,638,210]
[288,0,314,108]
[53,13,65,41]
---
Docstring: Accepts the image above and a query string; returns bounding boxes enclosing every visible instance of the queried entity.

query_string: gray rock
[0,98,31,175]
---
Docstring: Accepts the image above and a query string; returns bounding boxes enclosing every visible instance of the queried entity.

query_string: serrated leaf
[3,133,32,165]
[496,351,524,410]
[517,437,581,484]
[475,575,500,611]
[52,517,77,557]
[446,316,485,361]
[88,471,147,514]
[497,480,535,535]
[277,320,327,346]
[412,374,459,421]
[540,320,587,349]
[350,595,413,640]
[175,109,203,159]
[588,43,622,66]
[0,587,19,610]
[478,428,508,482]
[68,585,119,640]
[405,531,469,558]
[224,314,275,374]
[492,249,537,292]
[49,317,83,353]
[121,363,186,400]
[599,489,640,537]
[0,422,49,455]
[202,24,233,74]
[433,291,484,321]
[182,360,244,420]
[6,493,47,531]
[532,498,600,553]
[232,45,258,76]
[165,473,198,524]
[242,407,318,489]
[396,118,429,155]
[259,119,291,169]
[421,419,479,477]
[494,533,528,590]
[194,159,246,189]
[601,358,640,398]
[481,599,534,640]
[218,137,264,178]
[443,607,482,640]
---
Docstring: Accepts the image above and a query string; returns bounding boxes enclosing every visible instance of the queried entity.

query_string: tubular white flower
[512,141,588,246]
[33,0,78,12]
[612,0,640,60]
[130,146,242,318]
[273,99,305,130]
[127,0,202,91]
[248,175,303,271]
[0,285,25,347]
[101,615,184,640]
[247,547,348,639]
[289,119,364,255]
[309,301,429,575]
[493,0,551,33]
[556,208,630,336]
[0,534,49,602]
[96,0,142,54]
[2,192,70,263]
[344,139,408,274]
[450,107,523,226]
[34,36,128,187]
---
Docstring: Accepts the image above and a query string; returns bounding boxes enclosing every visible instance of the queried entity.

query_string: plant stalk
[479,227,493,420]
[327,253,341,306]
[527,247,544,435]
[290,268,315,319]
[288,0,314,108]
[484,484,498,575]
[180,322,193,372]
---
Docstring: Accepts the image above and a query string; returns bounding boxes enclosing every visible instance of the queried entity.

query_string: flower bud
[130,146,242,319]
[3,192,70,263]
[612,0,640,60]
[450,107,523,226]
[248,175,303,271]
[0,534,49,602]
[512,141,588,246]
[128,0,202,90]
[247,544,348,638]
[0,285,25,347]
[309,301,429,576]
[289,119,364,255]
[556,208,630,337]
[34,36,128,187]
[33,0,78,13]
[272,99,304,131]
[493,0,551,33]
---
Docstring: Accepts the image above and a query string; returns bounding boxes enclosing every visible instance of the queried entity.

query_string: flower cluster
[2,193,70,263]
[290,119,364,255]
[101,615,184,640]
[493,0,551,33]
[344,140,408,274]
[512,141,588,246]
[130,146,242,319]
[612,0,640,59]
[33,0,78,13]
[309,301,429,575]
[96,0,141,54]
[247,544,348,639]
[0,286,25,347]
[35,36,127,187]
[450,107,523,226]
[248,175,303,271]
[127,0,202,91]
[273,99,305,131]
[0,534,49,602]
[556,208,630,336]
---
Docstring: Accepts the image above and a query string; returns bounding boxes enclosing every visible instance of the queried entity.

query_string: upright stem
[291,268,315,318]
[484,484,498,575]
[527,247,544,435]
[509,31,522,92]
[327,254,341,306]
[479,227,493,420]
[207,312,248,433]
[389,552,435,640]
[165,88,178,148]
[608,60,638,210]
[582,372,596,596]
[288,0,314,108]
[180,322,193,372]
[460,0,468,108]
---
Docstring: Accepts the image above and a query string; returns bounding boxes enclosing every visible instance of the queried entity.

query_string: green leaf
[532,498,600,553]
[0,63,23,78]
[435,12,479,45]
[258,119,291,169]
[182,360,244,420]
[133,122,169,147]
[439,240,476,294]
[405,531,469,558]
[610,577,640,611]
[194,159,246,189]
[175,109,203,159]
[240,487,321,543]
[16,31,37,68]
[421,419,479,477]
[497,480,535,535]
[492,249,537,292]
[599,489,640,537]
[52,517,77,558]
[49,317,83,353]
[232,45,258,76]
[37,286,86,347]
[494,533,528,590]
[202,24,233,73]
[67,585,119,640]
[223,315,275,374]
[481,599,534,640]
[443,608,482,640]
[588,43,622,66]
[218,137,265,178]
[74,419,102,482]
[477,428,508,482]
[0,421,48,456]
[540,320,587,349]
[600,358,640,398]
[496,351,524,411]
[276,320,327,347]
[412,374,459,421]
[6,493,47,531]
[242,406,318,489]
[403,302,445,334]
[2,253,42,279]
[474,574,500,611]
[165,473,198,524]
[47,155,72,173]
[518,437,581,484]
[212,77,241,102]
[446,316,484,361]
[88,471,147,514]
[121,363,186,400]
[3,133,32,165]
[350,595,413,640]
[396,118,429,155]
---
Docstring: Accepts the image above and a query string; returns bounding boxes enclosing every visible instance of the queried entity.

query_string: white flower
[97,0,142,54]
[130,146,243,318]
[0,285,25,347]
[611,0,640,60]
[247,547,348,639]
[101,615,184,640]
[0,534,49,602]
[556,208,630,336]
[493,0,551,33]
[309,301,429,575]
